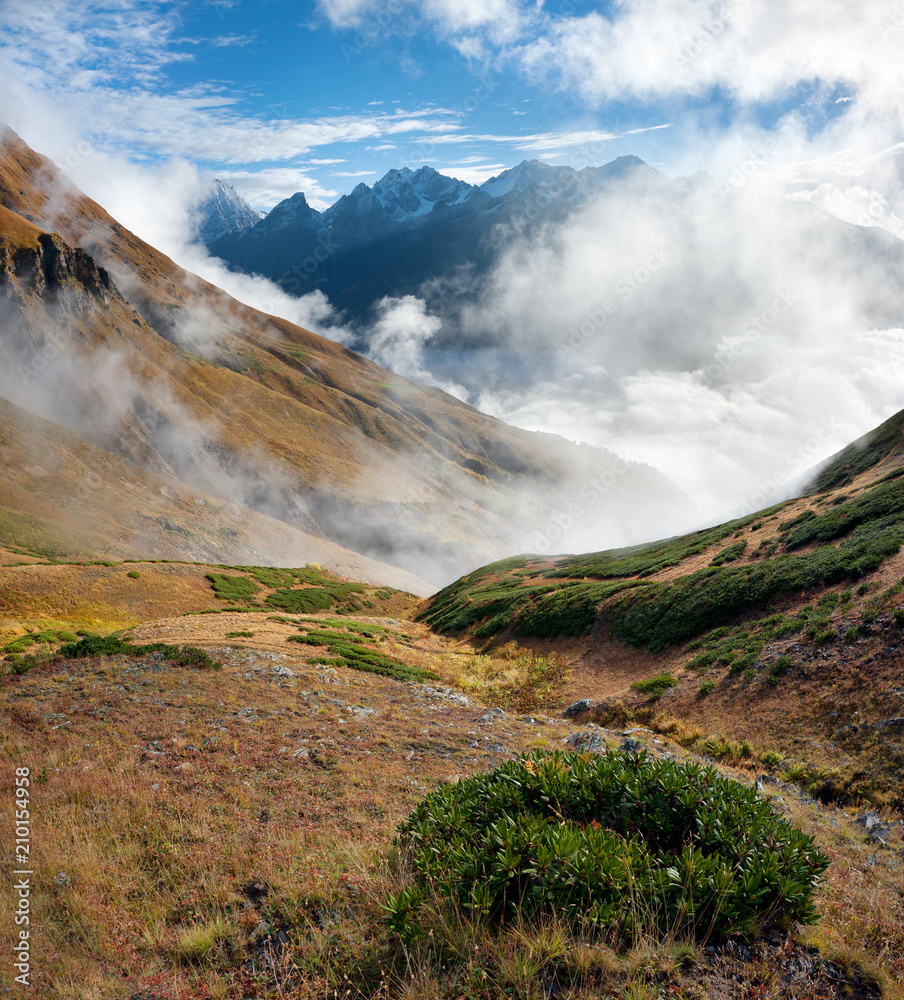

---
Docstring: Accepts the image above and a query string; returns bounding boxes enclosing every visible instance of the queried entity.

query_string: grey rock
[565,731,606,753]
[561,699,593,719]
[414,684,474,707]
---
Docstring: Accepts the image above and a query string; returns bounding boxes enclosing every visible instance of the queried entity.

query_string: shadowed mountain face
[0,128,688,586]
[205,157,655,324]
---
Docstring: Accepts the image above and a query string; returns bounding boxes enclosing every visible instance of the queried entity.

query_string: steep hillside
[0,127,685,585]
[419,407,904,808]
[0,397,432,594]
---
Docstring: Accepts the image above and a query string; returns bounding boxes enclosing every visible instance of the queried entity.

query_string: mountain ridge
[204,155,658,319]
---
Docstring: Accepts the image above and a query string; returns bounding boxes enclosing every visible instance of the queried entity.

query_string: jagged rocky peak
[196,179,263,244]
[480,159,577,198]
[263,190,323,231]
[329,166,477,221]
[371,166,476,216]
[480,156,654,200]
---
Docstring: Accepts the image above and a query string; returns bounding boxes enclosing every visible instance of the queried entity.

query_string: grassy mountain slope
[0,416,902,996]
[419,407,904,808]
[0,396,433,594]
[0,126,686,585]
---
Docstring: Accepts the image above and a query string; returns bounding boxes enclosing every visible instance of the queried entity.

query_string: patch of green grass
[2,628,79,656]
[710,540,747,566]
[224,630,255,638]
[127,569,141,579]
[57,634,222,669]
[205,572,259,604]
[286,625,435,683]
[630,673,676,701]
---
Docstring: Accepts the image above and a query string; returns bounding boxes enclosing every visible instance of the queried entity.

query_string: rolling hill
[419,405,904,808]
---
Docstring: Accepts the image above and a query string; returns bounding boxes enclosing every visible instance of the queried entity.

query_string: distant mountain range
[201,157,904,391]
[202,157,656,323]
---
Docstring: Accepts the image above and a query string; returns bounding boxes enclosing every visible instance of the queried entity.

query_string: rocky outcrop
[1,230,113,307]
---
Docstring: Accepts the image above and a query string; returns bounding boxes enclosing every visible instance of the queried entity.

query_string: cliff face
[1,229,113,306]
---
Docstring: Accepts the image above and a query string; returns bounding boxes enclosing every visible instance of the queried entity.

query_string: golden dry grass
[0,586,900,997]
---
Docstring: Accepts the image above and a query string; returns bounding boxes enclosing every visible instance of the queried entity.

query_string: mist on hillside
[3,114,904,580]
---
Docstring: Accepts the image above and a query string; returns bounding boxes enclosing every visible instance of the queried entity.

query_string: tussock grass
[455,642,568,713]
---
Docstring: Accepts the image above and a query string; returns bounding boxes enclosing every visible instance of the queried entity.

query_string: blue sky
[3,0,900,212]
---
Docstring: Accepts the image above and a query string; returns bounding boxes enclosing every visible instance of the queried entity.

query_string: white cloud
[414,165,904,526]
[514,1,904,113]
[366,296,467,398]
[317,0,534,42]
[212,166,340,211]
[436,162,508,185]
[0,2,467,171]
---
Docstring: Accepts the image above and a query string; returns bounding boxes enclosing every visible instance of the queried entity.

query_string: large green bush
[387,750,828,945]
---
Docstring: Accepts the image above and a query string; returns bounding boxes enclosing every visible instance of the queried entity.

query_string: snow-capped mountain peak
[195,179,263,245]
[367,166,477,219]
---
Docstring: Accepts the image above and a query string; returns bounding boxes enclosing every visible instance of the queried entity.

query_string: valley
[2,402,904,996]
[1,127,904,1000]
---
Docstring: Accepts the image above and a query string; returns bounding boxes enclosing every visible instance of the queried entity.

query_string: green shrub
[286,627,436,683]
[205,573,259,603]
[8,654,40,675]
[894,608,904,627]
[710,541,747,566]
[127,570,141,579]
[698,680,716,697]
[388,750,828,946]
[173,645,221,670]
[630,673,676,701]
[58,635,221,669]
[767,655,792,687]
[266,587,334,613]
